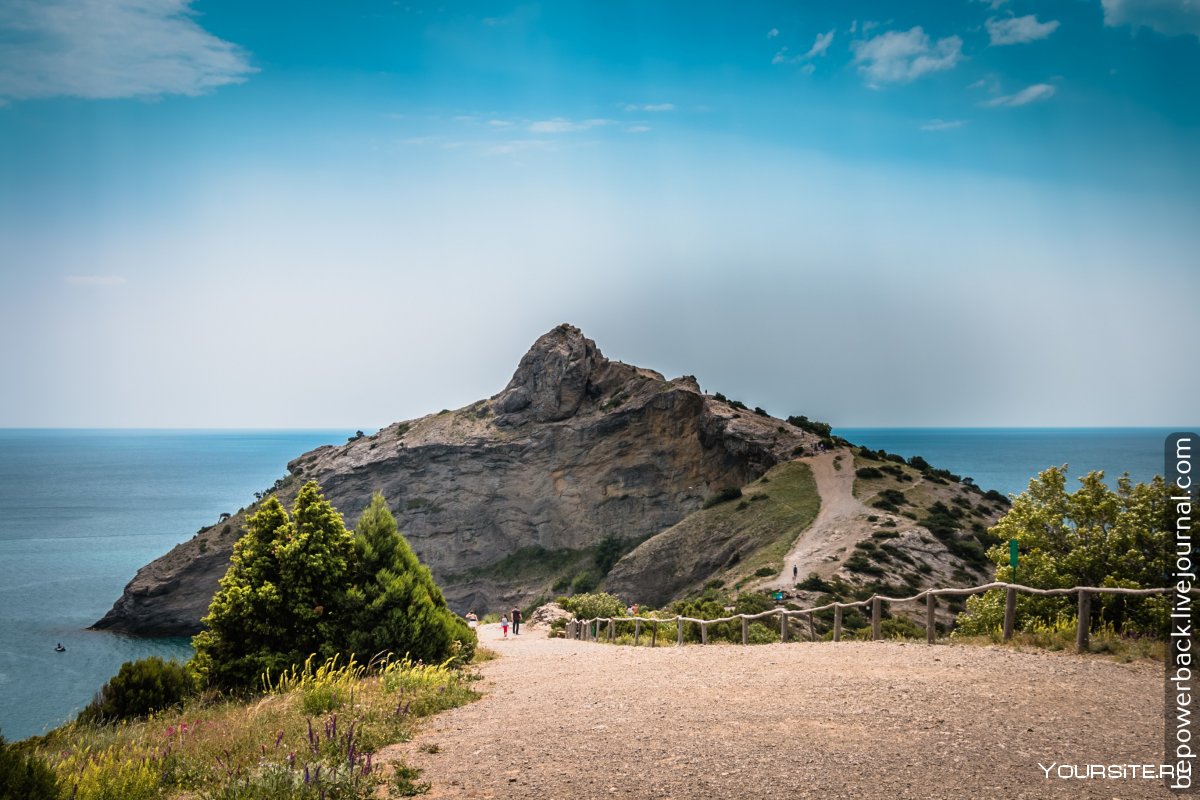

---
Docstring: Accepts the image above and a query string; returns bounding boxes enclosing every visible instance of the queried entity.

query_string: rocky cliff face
[94,324,819,635]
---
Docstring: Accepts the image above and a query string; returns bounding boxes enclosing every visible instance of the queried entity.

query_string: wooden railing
[563,582,1174,652]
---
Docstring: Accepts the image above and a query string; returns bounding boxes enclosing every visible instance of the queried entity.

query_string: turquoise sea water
[0,429,349,741]
[0,427,1190,740]
[835,427,1189,499]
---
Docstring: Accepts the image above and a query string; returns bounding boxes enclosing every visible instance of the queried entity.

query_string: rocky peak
[494,324,607,422]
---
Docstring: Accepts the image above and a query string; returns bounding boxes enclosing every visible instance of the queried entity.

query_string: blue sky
[0,0,1197,427]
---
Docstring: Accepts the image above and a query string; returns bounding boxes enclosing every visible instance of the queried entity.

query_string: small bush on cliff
[77,657,196,724]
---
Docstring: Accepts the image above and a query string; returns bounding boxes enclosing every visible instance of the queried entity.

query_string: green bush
[0,734,63,800]
[193,486,474,690]
[796,573,832,592]
[753,566,775,577]
[562,592,624,620]
[703,487,742,509]
[786,415,833,438]
[855,467,884,479]
[77,657,196,724]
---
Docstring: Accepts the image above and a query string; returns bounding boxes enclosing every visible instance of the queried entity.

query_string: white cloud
[800,64,816,76]
[528,118,613,133]
[804,30,835,58]
[920,119,968,131]
[64,275,126,286]
[983,83,1056,107]
[851,27,963,84]
[772,30,834,67]
[1101,0,1200,38]
[849,20,858,34]
[0,0,255,102]
[767,27,779,38]
[986,15,1061,45]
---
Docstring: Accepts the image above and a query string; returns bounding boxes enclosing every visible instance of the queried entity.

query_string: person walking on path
[511,607,522,635]
[501,614,510,639]
[793,564,798,580]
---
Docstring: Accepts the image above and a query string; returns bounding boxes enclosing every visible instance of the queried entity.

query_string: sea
[0,429,350,742]
[0,426,1190,740]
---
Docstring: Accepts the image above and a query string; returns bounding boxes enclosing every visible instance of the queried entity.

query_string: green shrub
[786,415,832,438]
[703,487,743,509]
[753,566,775,577]
[562,592,624,620]
[855,467,884,479]
[77,657,196,725]
[796,573,832,592]
[0,734,63,800]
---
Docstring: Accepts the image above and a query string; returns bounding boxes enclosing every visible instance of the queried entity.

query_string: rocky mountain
[93,324,825,635]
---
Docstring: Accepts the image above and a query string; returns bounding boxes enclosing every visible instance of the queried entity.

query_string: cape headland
[93,323,1005,636]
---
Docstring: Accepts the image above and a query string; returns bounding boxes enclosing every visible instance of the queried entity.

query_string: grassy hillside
[14,655,479,800]
[604,460,820,605]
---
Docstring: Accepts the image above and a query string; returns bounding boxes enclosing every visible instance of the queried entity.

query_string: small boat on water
[54,643,65,652]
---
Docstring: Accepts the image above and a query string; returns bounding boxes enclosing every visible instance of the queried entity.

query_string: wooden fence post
[809,613,816,642]
[926,593,936,645]
[833,605,842,642]
[1003,586,1017,642]
[1076,590,1091,652]
[871,597,881,641]
[677,617,684,646]
[741,616,749,645]
[701,621,708,645]
[780,610,788,643]
[607,619,614,642]
[634,619,642,646]
[651,620,658,648]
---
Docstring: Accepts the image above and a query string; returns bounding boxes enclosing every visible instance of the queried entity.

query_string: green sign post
[1009,539,1019,583]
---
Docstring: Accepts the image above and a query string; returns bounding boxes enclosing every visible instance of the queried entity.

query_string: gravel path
[379,624,1174,799]
[772,450,875,587]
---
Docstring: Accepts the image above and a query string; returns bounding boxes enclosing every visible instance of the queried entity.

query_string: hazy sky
[1,0,1197,428]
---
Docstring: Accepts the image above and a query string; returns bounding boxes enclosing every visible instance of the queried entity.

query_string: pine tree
[192,482,356,688]
[345,493,476,665]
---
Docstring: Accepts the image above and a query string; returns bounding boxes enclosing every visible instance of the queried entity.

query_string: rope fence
[563,582,1177,652]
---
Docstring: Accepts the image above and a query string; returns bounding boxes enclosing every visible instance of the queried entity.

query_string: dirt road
[380,624,1174,799]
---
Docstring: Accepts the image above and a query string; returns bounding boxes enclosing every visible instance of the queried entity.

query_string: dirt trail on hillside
[771,449,876,587]
[378,624,1173,799]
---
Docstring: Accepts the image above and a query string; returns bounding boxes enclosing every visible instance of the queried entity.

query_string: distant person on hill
[632,603,639,616]
[511,607,522,635]
[793,565,798,580]
[501,614,510,638]
[465,611,478,629]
